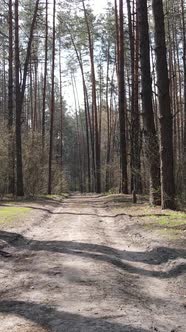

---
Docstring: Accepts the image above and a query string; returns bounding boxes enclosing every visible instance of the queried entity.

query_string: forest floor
[0,194,185,332]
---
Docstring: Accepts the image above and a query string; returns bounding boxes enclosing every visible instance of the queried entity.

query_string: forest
[0,0,185,210]
[0,1,186,331]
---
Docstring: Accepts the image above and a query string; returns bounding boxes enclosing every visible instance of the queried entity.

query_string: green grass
[146,211,186,228]
[0,206,31,223]
[110,196,186,239]
[140,210,186,239]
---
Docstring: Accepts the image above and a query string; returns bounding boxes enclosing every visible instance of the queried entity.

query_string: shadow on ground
[0,300,150,332]
[0,230,185,279]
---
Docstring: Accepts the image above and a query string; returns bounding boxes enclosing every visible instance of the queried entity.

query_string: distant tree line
[0,0,185,209]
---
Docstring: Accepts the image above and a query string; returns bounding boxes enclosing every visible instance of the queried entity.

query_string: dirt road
[0,195,185,332]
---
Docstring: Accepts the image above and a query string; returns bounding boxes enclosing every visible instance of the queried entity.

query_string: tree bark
[127,0,142,194]
[8,0,14,195]
[152,0,175,209]
[48,0,56,194]
[14,0,40,196]
[82,0,101,193]
[181,0,186,197]
[118,0,128,193]
[105,42,111,192]
[20,0,40,110]
[67,29,91,192]
[59,40,63,172]
[42,0,48,150]
[137,0,161,205]
[15,0,24,196]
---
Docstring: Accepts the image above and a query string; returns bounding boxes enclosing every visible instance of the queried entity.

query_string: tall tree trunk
[79,53,91,192]
[152,0,175,209]
[48,0,56,194]
[59,40,63,172]
[127,0,142,193]
[8,0,14,195]
[67,29,91,192]
[114,0,119,79]
[133,12,142,193]
[118,0,128,193]
[20,0,40,110]
[33,59,38,131]
[15,0,24,196]
[82,0,101,193]
[14,0,40,196]
[71,73,83,193]
[29,62,34,129]
[42,0,48,150]
[105,42,111,192]
[181,0,186,197]
[137,0,161,205]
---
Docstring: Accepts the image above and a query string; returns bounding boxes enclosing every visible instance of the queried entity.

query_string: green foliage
[147,211,186,228]
[0,206,31,223]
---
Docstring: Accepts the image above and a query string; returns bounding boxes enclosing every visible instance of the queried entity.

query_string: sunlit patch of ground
[0,206,31,224]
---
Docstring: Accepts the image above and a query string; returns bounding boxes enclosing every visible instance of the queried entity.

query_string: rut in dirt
[0,195,185,332]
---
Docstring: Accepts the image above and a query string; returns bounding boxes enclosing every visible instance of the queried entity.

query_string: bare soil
[0,194,185,332]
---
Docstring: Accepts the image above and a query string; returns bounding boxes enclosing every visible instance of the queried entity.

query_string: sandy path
[0,195,185,332]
